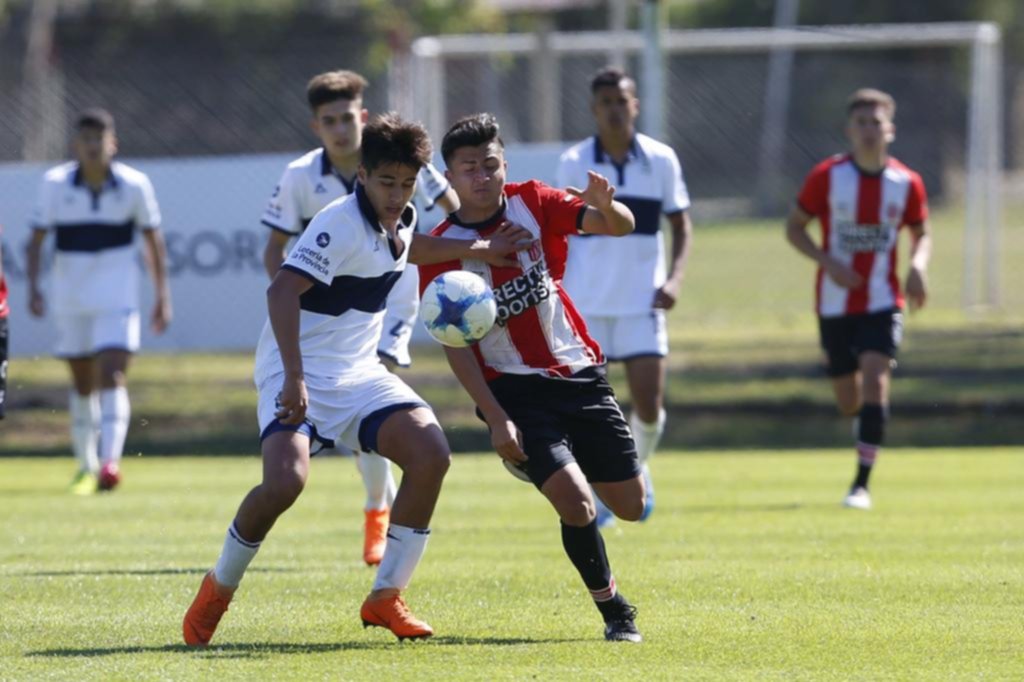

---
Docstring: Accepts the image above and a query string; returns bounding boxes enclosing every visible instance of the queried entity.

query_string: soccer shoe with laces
[843,486,872,510]
[363,508,389,566]
[68,470,98,496]
[603,601,642,643]
[98,462,121,491]
[360,594,434,640]
[183,571,235,646]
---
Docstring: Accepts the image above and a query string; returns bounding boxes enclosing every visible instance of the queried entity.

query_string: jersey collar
[355,183,415,234]
[447,196,507,232]
[71,163,119,191]
[319,148,357,194]
[593,134,645,166]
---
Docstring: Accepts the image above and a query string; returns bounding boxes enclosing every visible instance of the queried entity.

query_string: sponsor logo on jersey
[291,245,330,277]
[834,220,895,254]
[314,183,327,194]
[316,232,330,247]
[493,262,551,324]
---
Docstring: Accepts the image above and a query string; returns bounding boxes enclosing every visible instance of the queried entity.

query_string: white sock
[385,469,398,508]
[213,521,261,589]
[99,387,130,465]
[631,409,666,465]
[70,392,100,474]
[358,452,395,511]
[372,524,430,592]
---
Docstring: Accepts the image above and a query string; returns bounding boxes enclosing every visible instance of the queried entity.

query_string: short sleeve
[796,162,830,217]
[662,149,691,214]
[30,177,56,230]
[903,173,929,225]
[537,182,587,237]
[262,167,303,235]
[134,173,162,229]
[415,163,450,209]
[280,209,352,287]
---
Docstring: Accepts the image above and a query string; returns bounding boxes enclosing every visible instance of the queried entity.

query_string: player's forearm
[142,230,171,299]
[267,284,304,377]
[665,212,692,283]
[443,346,506,423]
[25,232,46,292]
[599,201,635,236]
[785,217,827,265]
[909,226,932,271]
[408,234,496,266]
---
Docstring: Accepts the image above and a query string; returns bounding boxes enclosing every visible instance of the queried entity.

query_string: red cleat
[98,462,121,491]
[360,594,433,640]
[183,571,235,646]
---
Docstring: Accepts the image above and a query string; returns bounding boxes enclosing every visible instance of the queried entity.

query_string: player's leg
[93,310,140,490]
[356,452,394,565]
[623,354,666,522]
[57,314,100,492]
[847,352,892,505]
[360,405,450,639]
[0,316,8,421]
[183,429,312,646]
[580,316,618,528]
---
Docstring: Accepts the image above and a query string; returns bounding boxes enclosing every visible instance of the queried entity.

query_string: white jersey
[31,161,161,316]
[253,185,416,386]
[260,147,449,236]
[557,133,690,316]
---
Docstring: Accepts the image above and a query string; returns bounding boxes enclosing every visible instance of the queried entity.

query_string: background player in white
[558,67,692,526]
[183,113,530,646]
[260,70,459,565]
[786,88,932,510]
[26,109,172,495]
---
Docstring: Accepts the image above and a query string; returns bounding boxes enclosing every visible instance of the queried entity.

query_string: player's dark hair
[360,112,432,172]
[847,88,896,119]
[75,108,115,132]
[441,113,504,165]
[590,66,636,95]
[306,70,368,111]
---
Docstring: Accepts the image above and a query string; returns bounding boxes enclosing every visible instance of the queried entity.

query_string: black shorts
[0,317,7,419]
[818,308,903,378]
[482,367,640,488]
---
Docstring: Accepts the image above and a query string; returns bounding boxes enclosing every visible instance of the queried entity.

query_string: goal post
[405,22,1003,309]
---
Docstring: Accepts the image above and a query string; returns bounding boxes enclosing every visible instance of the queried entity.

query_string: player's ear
[885,122,896,144]
[309,117,320,136]
[360,108,369,124]
[357,165,368,185]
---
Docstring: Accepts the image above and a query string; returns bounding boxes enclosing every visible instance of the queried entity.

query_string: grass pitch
[1,449,1022,680]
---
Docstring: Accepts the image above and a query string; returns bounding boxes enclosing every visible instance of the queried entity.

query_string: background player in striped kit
[785,89,932,510]
[260,70,459,565]
[558,67,693,527]
[26,109,172,495]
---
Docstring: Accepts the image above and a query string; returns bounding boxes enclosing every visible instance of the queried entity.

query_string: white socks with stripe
[70,392,100,474]
[214,521,261,589]
[372,524,430,592]
[630,409,666,465]
[358,452,397,511]
[99,387,130,465]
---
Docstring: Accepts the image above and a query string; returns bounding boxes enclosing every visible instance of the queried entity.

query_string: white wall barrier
[0,145,564,358]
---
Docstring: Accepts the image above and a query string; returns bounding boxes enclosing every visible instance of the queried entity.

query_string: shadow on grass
[26,635,583,658]
[14,567,291,578]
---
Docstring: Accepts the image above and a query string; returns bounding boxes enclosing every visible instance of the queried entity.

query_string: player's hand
[822,257,864,289]
[653,279,681,310]
[488,414,527,464]
[566,171,615,211]
[275,374,308,425]
[905,266,927,310]
[151,295,172,334]
[28,289,45,317]
[478,220,534,266]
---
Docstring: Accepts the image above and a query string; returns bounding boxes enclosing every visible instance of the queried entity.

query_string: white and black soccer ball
[420,271,498,348]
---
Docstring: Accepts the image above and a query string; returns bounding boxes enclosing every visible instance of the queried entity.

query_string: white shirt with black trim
[557,133,690,316]
[31,161,160,316]
[261,147,448,236]
[253,185,417,386]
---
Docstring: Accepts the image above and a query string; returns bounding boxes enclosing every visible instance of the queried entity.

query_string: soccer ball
[420,271,498,347]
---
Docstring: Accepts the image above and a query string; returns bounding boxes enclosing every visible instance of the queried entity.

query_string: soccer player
[183,113,532,646]
[0,226,8,421]
[261,70,459,566]
[558,67,692,527]
[420,113,645,642]
[785,88,931,510]
[26,108,172,494]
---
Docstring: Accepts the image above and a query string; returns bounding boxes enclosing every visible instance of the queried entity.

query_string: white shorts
[586,311,668,361]
[54,309,140,358]
[378,266,419,368]
[257,363,429,454]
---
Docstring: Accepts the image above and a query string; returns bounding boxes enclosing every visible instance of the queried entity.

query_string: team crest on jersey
[528,241,542,261]
[315,183,327,194]
[886,203,901,221]
[316,232,330,247]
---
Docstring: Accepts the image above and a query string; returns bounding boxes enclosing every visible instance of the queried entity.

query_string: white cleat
[843,486,872,510]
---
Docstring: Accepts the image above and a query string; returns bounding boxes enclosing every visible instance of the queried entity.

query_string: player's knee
[614,496,645,522]
[403,442,450,482]
[560,498,596,527]
[837,401,861,418]
[262,470,306,510]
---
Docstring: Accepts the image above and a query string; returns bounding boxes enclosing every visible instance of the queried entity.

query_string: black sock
[560,520,616,607]
[853,403,887,489]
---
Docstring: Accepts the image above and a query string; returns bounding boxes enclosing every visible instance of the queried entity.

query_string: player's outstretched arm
[785,205,864,289]
[267,269,314,425]
[409,221,534,267]
[442,346,526,464]
[905,221,932,310]
[25,229,48,317]
[141,228,173,334]
[263,230,292,280]
[569,171,635,237]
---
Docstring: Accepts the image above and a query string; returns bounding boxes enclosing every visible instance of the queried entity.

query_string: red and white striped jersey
[797,154,928,318]
[419,180,604,380]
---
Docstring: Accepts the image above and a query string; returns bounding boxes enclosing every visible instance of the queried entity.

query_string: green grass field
[1,450,1022,680]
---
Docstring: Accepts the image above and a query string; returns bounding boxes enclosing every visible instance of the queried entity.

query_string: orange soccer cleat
[363,508,389,566]
[183,571,235,646]
[360,594,434,640]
